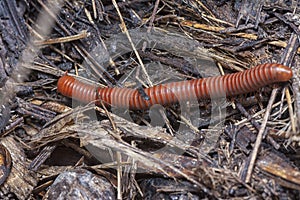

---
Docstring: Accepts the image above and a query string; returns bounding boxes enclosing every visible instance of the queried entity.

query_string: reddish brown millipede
[57,63,293,110]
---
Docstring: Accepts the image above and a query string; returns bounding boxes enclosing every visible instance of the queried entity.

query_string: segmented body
[57,63,292,109]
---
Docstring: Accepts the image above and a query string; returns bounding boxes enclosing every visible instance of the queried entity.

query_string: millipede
[57,63,293,110]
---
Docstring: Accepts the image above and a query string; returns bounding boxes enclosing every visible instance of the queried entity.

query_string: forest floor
[0,0,299,199]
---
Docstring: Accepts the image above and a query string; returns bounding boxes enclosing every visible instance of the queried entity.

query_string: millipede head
[272,64,293,82]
